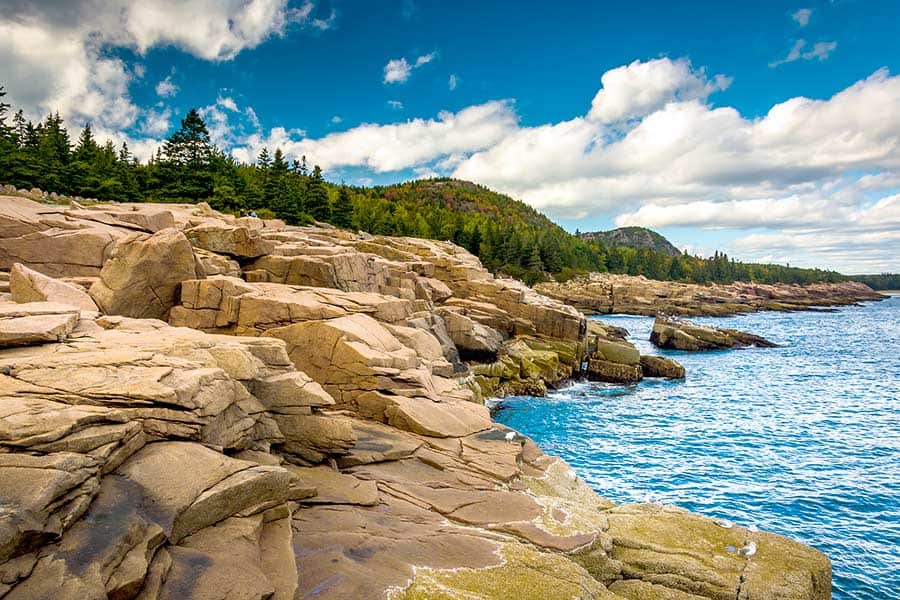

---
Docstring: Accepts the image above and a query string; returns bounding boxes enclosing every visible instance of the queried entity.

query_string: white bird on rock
[738,541,757,559]
[504,431,517,443]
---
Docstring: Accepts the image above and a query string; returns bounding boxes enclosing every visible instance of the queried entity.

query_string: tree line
[0,86,887,288]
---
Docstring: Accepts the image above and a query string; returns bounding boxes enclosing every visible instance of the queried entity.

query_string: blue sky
[1,0,899,273]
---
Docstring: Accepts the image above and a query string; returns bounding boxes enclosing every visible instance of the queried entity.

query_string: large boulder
[184,223,275,258]
[437,308,504,360]
[9,263,98,311]
[0,302,80,347]
[587,338,643,384]
[89,228,202,320]
[0,228,116,278]
[640,354,686,379]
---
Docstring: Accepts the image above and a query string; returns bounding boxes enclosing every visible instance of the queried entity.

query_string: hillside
[580,227,681,257]
[0,99,851,287]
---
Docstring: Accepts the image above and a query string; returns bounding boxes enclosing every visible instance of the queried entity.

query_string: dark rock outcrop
[650,316,778,351]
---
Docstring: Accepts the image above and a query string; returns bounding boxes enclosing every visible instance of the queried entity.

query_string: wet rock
[640,355,686,379]
[587,338,642,384]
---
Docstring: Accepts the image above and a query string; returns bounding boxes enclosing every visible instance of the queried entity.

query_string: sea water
[493,295,900,599]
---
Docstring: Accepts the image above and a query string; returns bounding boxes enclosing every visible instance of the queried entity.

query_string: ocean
[494,295,900,599]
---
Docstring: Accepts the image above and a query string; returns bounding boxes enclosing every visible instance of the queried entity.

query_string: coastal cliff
[0,195,831,599]
[536,273,884,317]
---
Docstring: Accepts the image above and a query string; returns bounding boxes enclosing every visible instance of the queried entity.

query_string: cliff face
[537,272,885,317]
[0,195,831,600]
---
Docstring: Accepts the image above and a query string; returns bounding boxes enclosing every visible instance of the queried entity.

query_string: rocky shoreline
[536,272,885,317]
[0,195,831,599]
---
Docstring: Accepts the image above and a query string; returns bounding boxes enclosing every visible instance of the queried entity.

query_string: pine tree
[305,165,331,221]
[70,125,101,196]
[37,112,71,192]
[268,148,298,222]
[0,86,16,178]
[527,244,544,272]
[332,186,354,228]
[161,108,214,201]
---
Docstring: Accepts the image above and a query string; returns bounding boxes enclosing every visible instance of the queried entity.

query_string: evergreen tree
[36,112,71,192]
[305,165,330,221]
[0,86,16,176]
[161,108,214,201]
[332,186,354,229]
[267,148,299,222]
[527,244,544,272]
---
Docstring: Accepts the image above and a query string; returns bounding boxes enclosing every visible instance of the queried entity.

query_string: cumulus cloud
[792,8,812,27]
[140,107,172,136]
[155,75,178,98]
[448,74,458,91]
[387,100,404,110]
[383,51,438,83]
[331,115,342,124]
[0,0,324,137]
[587,57,731,123]
[770,39,837,67]
[231,100,519,172]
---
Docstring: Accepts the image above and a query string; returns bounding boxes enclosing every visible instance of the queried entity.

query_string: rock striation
[0,194,832,599]
[537,272,885,317]
[650,316,778,351]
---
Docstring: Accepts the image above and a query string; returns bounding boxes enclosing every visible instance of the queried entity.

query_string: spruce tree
[332,186,354,229]
[161,108,214,201]
[305,165,331,221]
[527,244,544,272]
[0,86,16,178]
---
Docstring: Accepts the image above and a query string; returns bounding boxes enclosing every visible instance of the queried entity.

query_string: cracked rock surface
[0,196,831,599]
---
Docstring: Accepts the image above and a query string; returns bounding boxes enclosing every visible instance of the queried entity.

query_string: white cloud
[448,74,458,91]
[217,95,239,112]
[140,107,172,136]
[792,8,812,27]
[155,75,178,98]
[587,57,731,123]
[387,100,404,110]
[803,41,837,61]
[383,51,438,84]
[331,115,342,124]
[0,0,324,138]
[383,59,412,84]
[231,100,519,172]
[770,39,837,67]
[415,51,437,67]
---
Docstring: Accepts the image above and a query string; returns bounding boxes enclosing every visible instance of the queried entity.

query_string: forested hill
[0,89,866,287]
[579,227,682,257]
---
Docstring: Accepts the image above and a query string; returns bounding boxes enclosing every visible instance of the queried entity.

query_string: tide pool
[494,296,900,599]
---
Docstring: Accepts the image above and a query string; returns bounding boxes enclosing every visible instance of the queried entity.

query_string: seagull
[713,518,734,529]
[738,541,757,559]
[504,431,517,443]
[567,469,578,481]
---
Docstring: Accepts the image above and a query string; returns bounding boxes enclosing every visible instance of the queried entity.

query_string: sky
[1,0,899,274]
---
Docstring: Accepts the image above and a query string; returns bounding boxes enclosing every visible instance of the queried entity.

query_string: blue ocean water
[493,296,900,599]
